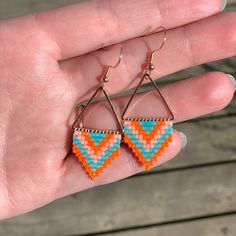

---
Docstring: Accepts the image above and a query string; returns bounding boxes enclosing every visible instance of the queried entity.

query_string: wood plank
[228,0,236,5]
[103,214,236,236]
[0,164,236,235]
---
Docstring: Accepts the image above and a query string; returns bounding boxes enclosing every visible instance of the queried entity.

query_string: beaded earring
[121,27,175,170]
[72,46,123,180]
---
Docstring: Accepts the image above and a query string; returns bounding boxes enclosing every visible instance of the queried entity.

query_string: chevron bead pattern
[123,118,173,170]
[73,129,122,180]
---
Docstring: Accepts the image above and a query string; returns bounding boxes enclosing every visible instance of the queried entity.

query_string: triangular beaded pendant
[123,118,173,170]
[72,86,123,180]
[122,74,174,170]
[73,129,122,180]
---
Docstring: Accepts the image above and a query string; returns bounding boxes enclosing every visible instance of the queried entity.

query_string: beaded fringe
[73,129,122,180]
[123,118,173,170]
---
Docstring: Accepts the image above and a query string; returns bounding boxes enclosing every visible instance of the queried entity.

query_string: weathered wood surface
[103,215,236,236]
[1,164,235,235]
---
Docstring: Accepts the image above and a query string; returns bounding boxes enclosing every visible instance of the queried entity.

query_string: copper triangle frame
[121,73,175,121]
[72,86,123,133]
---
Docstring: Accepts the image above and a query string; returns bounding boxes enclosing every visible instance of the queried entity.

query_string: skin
[0,0,235,219]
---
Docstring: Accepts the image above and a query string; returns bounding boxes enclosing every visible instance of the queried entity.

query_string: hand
[0,0,235,219]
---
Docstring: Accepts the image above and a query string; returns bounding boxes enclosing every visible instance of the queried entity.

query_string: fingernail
[179,132,187,149]
[227,74,236,91]
[220,0,227,11]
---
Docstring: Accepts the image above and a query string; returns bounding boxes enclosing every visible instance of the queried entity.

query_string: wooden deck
[0,1,235,235]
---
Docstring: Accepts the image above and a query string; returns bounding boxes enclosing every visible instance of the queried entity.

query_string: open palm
[0,0,235,219]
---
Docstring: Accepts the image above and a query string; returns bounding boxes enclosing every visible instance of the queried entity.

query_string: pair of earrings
[72,27,175,180]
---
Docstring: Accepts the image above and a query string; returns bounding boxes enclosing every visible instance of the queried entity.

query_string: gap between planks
[70,211,236,236]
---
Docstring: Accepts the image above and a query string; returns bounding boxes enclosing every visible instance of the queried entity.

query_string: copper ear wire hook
[102,44,123,84]
[145,26,167,75]
[72,44,124,131]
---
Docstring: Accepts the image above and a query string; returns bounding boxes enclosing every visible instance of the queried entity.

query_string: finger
[61,12,236,98]
[10,0,222,59]
[69,72,234,128]
[58,72,235,196]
